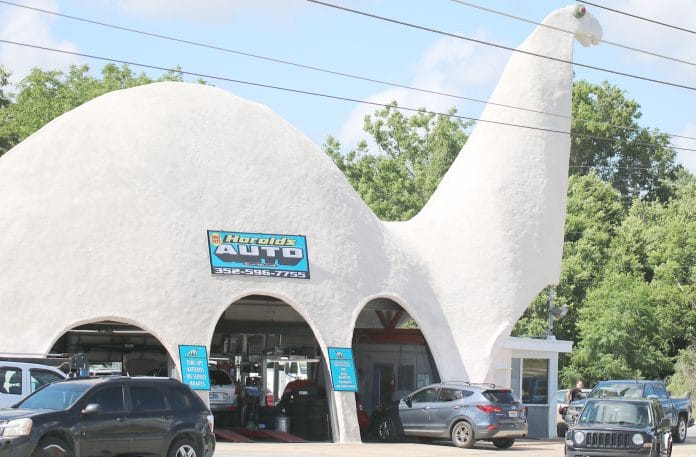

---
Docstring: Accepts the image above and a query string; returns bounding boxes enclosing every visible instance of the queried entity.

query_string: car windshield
[591,384,643,399]
[209,369,233,386]
[482,390,517,403]
[16,382,91,411]
[578,401,650,426]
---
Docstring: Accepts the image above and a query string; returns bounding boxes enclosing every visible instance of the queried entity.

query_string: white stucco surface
[0,4,601,442]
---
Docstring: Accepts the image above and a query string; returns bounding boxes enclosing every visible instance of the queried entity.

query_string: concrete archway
[352,297,441,439]
[208,294,335,442]
[49,318,175,377]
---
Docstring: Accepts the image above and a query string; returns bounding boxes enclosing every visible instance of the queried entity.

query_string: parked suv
[565,397,672,457]
[0,361,67,408]
[372,382,527,449]
[0,376,215,457]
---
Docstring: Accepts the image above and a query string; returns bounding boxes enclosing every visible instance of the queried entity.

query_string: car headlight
[3,418,33,437]
[573,431,585,444]
[632,433,644,446]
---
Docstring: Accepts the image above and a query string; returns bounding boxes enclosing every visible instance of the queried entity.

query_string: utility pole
[546,286,555,339]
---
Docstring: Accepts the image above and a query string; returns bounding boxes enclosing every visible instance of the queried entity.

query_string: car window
[579,401,650,425]
[30,369,64,393]
[652,384,668,398]
[130,384,168,412]
[87,385,125,412]
[482,390,517,403]
[0,367,22,395]
[209,369,233,386]
[18,382,91,410]
[411,388,438,403]
[556,390,568,403]
[438,388,463,402]
[644,384,656,397]
[167,385,205,411]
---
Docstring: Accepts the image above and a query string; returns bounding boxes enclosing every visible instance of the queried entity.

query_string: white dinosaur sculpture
[388,3,602,381]
[0,4,601,441]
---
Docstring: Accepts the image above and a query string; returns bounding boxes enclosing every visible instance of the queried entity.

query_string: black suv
[0,376,215,457]
[565,397,672,457]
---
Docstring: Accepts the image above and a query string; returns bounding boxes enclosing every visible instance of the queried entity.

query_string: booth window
[521,358,548,404]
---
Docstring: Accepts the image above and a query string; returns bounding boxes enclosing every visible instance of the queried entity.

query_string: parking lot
[213,433,696,457]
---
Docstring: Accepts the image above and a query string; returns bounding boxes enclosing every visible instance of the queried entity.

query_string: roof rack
[440,381,497,388]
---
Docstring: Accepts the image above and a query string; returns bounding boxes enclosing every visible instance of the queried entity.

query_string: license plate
[508,410,518,417]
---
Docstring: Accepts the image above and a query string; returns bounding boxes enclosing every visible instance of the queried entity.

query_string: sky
[1,0,695,172]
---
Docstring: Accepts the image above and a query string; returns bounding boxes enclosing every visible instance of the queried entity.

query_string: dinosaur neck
[412,15,576,241]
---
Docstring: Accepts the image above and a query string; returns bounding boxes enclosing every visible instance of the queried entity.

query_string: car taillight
[206,414,215,433]
[477,405,503,413]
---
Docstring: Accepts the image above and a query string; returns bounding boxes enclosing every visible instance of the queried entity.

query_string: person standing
[566,380,584,402]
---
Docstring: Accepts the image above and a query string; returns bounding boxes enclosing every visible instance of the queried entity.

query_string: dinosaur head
[568,3,602,47]
[545,3,602,47]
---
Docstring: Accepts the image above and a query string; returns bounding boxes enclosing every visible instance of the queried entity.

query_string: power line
[1,0,694,144]
[581,0,696,35]
[305,0,696,91]
[448,0,696,69]
[1,38,696,154]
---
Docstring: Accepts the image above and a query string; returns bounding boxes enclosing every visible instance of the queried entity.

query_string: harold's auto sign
[207,230,310,279]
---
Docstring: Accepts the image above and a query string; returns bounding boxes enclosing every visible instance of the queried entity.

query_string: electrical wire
[448,0,696,68]
[2,38,695,154]
[581,0,696,35]
[304,0,696,91]
[0,0,694,143]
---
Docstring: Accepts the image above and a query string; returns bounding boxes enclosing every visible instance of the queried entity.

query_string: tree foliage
[570,80,678,201]
[324,102,470,221]
[0,63,186,158]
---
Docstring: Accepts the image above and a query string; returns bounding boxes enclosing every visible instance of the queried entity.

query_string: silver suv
[372,382,528,448]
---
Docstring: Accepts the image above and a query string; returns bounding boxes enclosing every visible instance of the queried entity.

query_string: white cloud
[116,0,304,23]
[673,124,696,174]
[0,0,81,83]
[337,32,509,150]
[596,0,696,82]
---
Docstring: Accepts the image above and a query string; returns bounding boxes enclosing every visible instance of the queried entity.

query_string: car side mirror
[404,397,412,408]
[659,418,671,428]
[82,403,103,416]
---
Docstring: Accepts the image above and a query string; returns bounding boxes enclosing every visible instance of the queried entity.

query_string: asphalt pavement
[213,432,696,457]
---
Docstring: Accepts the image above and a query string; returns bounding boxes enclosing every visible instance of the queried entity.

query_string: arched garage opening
[353,298,440,438]
[50,320,174,377]
[209,295,333,442]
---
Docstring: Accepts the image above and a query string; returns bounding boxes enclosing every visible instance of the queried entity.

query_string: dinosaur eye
[574,4,587,18]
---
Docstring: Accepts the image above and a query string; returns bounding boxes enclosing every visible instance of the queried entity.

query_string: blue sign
[207,230,310,280]
[328,347,358,392]
[178,345,210,390]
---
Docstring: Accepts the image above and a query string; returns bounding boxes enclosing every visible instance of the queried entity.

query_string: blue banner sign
[328,347,358,392]
[207,230,310,280]
[178,345,210,390]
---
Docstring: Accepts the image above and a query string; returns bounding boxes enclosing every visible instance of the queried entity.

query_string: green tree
[324,102,471,221]
[570,80,677,201]
[562,173,696,383]
[0,63,186,158]
[667,344,696,398]
[562,274,675,385]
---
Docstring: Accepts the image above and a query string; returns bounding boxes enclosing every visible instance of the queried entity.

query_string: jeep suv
[0,376,215,457]
[565,397,672,457]
[372,382,527,448]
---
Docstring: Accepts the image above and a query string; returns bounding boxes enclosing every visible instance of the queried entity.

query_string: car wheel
[374,415,397,442]
[451,421,475,448]
[167,437,200,457]
[672,416,687,443]
[492,438,515,449]
[32,436,73,457]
